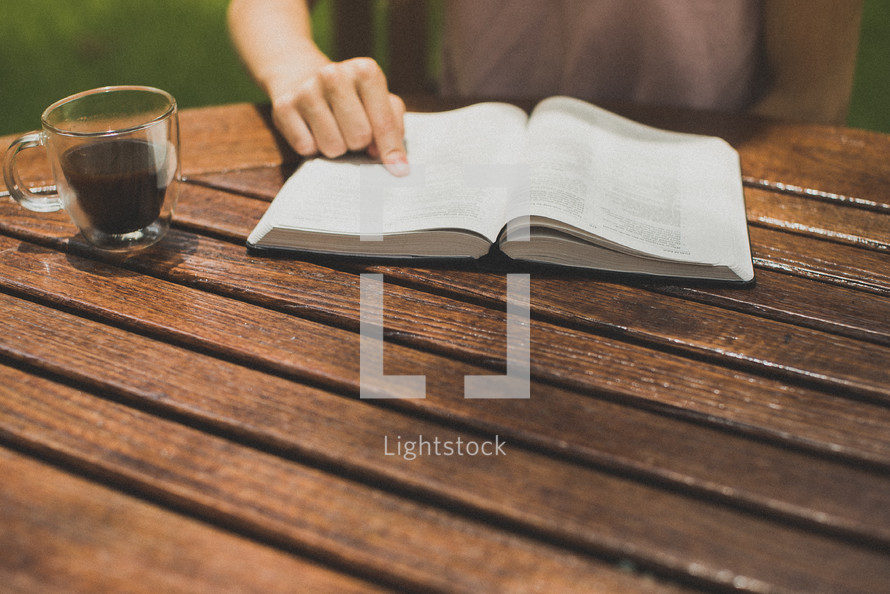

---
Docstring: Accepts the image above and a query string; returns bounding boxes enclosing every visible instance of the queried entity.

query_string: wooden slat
[179,171,890,310]
[734,124,890,211]
[614,105,890,209]
[0,364,698,594]
[655,266,890,345]
[4,101,890,592]
[185,164,298,200]
[2,287,890,556]
[3,216,890,472]
[0,446,386,593]
[178,104,299,175]
[3,354,890,593]
[2,191,890,466]
[745,187,890,252]
[185,162,890,297]
[750,226,890,295]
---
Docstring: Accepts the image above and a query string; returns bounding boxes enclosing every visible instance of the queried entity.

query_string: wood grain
[2,288,890,556]
[184,161,890,298]
[1,225,889,471]
[0,447,387,593]
[0,364,695,594]
[178,103,298,175]
[2,181,890,459]
[2,341,888,594]
[611,104,890,208]
[169,185,890,412]
[4,101,890,594]
[745,188,890,252]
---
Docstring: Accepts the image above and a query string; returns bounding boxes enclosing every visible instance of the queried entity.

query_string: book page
[253,103,528,245]
[522,97,747,266]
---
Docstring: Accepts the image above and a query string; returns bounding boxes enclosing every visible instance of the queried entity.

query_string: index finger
[353,64,408,176]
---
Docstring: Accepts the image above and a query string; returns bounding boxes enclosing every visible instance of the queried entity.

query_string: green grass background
[1,0,887,136]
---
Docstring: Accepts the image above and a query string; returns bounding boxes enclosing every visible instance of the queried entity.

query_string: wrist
[259,40,332,102]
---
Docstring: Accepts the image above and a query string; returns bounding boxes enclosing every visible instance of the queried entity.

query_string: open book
[248,96,754,283]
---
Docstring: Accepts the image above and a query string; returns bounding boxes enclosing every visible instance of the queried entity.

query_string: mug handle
[3,132,63,212]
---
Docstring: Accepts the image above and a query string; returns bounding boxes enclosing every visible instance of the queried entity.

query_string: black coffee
[61,139,168,235]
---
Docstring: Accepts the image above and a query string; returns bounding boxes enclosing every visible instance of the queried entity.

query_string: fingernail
[385,154,410,177]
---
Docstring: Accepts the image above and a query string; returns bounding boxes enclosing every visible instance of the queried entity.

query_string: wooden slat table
[1,98,889,593]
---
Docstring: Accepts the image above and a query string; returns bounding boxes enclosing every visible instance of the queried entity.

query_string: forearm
[751,0,863,125]
[227,0,408,173]
[227,0,331,100]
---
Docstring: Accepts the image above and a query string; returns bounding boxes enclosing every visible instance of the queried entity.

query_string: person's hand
[270,57,409,176]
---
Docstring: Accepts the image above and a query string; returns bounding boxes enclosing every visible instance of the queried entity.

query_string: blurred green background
[1,0,887,136]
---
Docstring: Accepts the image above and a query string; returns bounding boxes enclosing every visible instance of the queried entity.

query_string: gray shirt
[439,0,765,111]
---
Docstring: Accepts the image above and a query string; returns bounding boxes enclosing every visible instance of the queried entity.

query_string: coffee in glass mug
[3,86,181,251]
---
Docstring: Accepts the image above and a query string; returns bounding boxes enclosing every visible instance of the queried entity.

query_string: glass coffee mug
[3,85,180,251]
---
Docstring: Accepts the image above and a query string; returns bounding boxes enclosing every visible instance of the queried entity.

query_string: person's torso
[439,0,765,111]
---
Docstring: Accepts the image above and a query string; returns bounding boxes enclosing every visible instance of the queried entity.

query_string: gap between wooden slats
[184,164,890,298]
[1,359,889,594]
[1,219,888,584]
[1,222,886,512]
[175,177,890,351]
[0,446,387,593]
[744,187,889,254]
[2,167,889,445]
[1,189,889,451]
[742,177,890,214]
[0,364,726,594]
[2,285,890,553]
[173,182,890,395]
[5,181,888,367]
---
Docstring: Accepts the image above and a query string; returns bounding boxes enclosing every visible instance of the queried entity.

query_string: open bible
[247,96,754,283]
